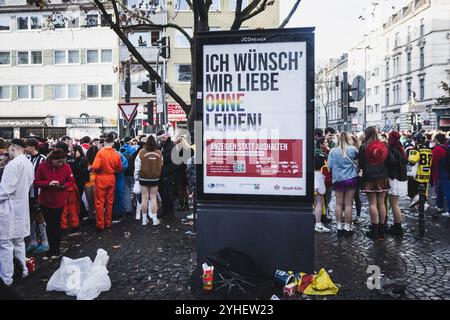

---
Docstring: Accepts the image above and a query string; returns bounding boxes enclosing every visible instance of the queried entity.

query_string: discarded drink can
[26,257,35,273]
[274,270,294,286]
[202,263,214,291]
[283,282,298,297]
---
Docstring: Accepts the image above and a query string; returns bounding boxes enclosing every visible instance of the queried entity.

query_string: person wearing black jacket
[156,129,177,220]
[358,127,390,240]
[386,131,408,236]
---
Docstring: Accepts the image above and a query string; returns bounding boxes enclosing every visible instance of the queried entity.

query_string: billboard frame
[195,27,315,205]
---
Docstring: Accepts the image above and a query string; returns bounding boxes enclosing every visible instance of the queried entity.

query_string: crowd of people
[314,126,450,239]
[0,130,196,287]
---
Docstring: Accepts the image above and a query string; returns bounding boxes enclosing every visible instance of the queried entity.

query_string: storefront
[66,117,105,139]
[0,117,67,139]
[432,105,450,131]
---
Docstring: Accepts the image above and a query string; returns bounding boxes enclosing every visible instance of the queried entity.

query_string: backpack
[365,141,388,166]
[121,148,135,176]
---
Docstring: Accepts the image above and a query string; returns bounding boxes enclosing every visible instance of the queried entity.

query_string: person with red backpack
[431,133,450,217]
[358,127,390,240]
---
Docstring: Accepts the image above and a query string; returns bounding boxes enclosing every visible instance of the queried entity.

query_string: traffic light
[348,107,358,114]
[137,80,156,94]
[154,36,170,59]
[144,101,154,125]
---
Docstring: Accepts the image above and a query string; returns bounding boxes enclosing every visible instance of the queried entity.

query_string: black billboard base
[196,202,315,278]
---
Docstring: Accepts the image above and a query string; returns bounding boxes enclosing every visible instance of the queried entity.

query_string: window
[54,85,66,100]
[0,51,10,65]
[420,19,425,36]
[17,16,28,30]
[18,85,29,99]
[18,85,42,100]
[31,51,42,64]
[420,78,425,100]
[375,86,380,95]
[17,51,42,65]
[17,15,42,30]
[30,16,41,29]
[151,31,160,44]
[17,51,28,65]
[407,52,412,73]
[0,15,10,31]
[67,13,80,28]
[129,32,151,47]
[100,14,112,27]
[87,50,99,63]
[101,49,112,63]
[386,61,390,79]
[86,14,98,27]
[175,64,192,82]
[175,0,191,11]
[87,85,99,98]
[87,84,113,98]
[0,86,10,100]
[175,28,192,48]
[31,85,42,99]
[407,26,411,43]
[394,32,400,47]
[230,0,249,10]
[54,51,66,64]
[386,87,390,106]
[375,104,379,114]
[68,50,79,64]
[386,38,389,52]
[54,84,80,100]
[367,88,372,97]
[420,47,425,69]
[393,56,400,76]
[87,49,112,63]
[407,82,412,101]
[68,84,80,99]
[101,85,113,97]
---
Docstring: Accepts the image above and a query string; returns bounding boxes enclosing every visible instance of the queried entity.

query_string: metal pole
[363,48,367,131]
[126,61,131,137]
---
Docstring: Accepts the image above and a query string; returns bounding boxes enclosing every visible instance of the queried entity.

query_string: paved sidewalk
[12,197,450,300]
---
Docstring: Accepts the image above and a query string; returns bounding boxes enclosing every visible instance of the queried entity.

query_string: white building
[0,0,119,139]
[315,54,348,131]
[348,0,450,131]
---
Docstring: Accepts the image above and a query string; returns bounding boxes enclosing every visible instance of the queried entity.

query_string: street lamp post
[357,45,372,131]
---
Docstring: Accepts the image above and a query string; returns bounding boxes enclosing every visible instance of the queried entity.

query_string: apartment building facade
[0,0,120,139]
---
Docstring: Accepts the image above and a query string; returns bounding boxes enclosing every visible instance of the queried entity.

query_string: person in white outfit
[314,154,331,233]
[0,139,34,286]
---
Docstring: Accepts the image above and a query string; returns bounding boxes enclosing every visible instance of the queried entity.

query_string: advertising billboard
[196,28,314,203]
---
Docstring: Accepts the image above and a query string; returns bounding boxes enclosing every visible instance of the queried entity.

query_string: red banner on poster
[206,139,303,178]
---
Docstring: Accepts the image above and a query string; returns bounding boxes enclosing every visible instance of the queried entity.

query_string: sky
[280,0,411,64]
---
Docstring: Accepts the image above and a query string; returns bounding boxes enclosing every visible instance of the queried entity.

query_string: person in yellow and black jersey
[408,133,432,208]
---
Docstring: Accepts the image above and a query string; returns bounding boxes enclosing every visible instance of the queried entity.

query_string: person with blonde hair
[327,132,359,235]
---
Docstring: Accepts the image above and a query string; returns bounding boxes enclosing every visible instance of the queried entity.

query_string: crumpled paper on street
[46,248,111,300]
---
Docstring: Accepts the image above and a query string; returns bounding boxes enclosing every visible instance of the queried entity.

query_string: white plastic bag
[77,249,111,300]
[82,191,89,211]
[46,256,93,296]
[133,181,141,194]
[46,249,111,300]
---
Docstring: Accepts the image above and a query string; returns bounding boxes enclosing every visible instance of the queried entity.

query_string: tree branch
[279,0,302,28]
[241,0,269,21]
[110,0,120,27]
[94,0,190,114]
[230,0,243,30]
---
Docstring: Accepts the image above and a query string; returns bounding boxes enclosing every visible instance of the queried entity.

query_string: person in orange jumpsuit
[91,133,122,230]
[60,184,80,231]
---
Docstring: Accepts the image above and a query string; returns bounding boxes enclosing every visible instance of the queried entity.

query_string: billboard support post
[195,28,315,275]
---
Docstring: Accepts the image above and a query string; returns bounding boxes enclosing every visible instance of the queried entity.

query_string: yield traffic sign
[118,103,139,123]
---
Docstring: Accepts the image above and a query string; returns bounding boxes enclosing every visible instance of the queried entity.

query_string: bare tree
[33,0,303,130]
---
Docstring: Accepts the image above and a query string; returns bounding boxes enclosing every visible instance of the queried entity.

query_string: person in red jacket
[91,133,122,231]
[34,148,75,260]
